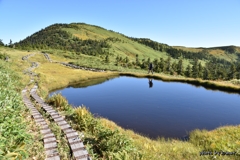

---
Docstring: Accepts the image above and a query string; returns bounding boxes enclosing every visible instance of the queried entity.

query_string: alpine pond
[50,76,240,139]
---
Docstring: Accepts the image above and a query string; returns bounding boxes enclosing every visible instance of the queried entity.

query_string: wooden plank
[35,119,45,123]
[44,137,56,143]
[69,139,82,145]
[54,117,64,122]
[38,121,48,126]
[70,142,85,151]
[41,124,49,130]
[46,155,60,160]
[56,120,68,126]
[43,106,53,110]
[45,148,58,157]
[66,132,79,139]
[60,124,71,130]
[33,115,43,119]
[63,128,75,134]
[44,133,55,139]
[68,136,81,144]
[41,128,52,135]
[32,112,41,116]
[44,142,57,150]
[51,115,61,119]
[73,150,89,159]
[46,110,56,113]
[50,112,59,116]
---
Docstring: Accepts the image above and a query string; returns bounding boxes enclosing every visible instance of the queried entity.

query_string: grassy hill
[14,23,198,72]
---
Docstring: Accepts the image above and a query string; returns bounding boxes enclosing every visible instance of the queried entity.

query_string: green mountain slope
[14,23,240,80]
[15,23,169,62]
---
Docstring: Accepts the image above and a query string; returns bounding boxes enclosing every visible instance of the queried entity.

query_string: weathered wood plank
[41,128,52,135]
[46,155,60,160]
[45,148,58,157]
[60,124,71,130]
[73,151,89,159]
[44,133,55,139]
[44,137,57,143]
[44,142,57,150]
[70,142,85,151]
[53,117,65,122]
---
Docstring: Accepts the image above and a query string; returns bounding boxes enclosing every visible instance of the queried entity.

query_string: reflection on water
[50,76,240,139]
[148,78,153,88]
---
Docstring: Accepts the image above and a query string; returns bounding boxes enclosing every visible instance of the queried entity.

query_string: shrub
[0,52,9,60]
[47,93,69,111]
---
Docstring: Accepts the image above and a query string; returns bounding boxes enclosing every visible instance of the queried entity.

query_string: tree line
[113,54,240,80]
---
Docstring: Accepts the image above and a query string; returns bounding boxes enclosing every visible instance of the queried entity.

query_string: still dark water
[50,76,240,139]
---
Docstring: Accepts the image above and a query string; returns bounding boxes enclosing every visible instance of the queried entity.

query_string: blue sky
[0,0,239,47]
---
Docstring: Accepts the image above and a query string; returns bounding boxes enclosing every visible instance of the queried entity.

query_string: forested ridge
[15,23,111,56]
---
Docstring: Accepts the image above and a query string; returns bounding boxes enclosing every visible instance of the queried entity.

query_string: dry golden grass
[99,118,204,160]
[34,62,118,94]
[172,46,203,53]
[208,49,225,55]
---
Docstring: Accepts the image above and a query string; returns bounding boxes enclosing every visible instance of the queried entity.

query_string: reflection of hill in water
[69,77,116,88]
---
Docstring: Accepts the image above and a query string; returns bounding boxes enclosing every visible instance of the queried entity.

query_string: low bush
[0,52,9,60]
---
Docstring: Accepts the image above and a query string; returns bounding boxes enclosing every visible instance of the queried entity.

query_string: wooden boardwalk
[22,53,35,61]
[59,62,105,72]
[42,52,52,62]
[22,89,60,160]
[30,85,91,160]
[21,53,92,159]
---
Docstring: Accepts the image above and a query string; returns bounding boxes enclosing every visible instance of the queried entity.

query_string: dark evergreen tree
[185,64,192,77]
[236,63,240,79]
[198,62,203,78]
[136,54,139,65]
[125,56,129,63]
[171,61,177,73]
[9,39,12,47]
[166,56,171,73]
[0,39,4,46]
[177,59,184,75]
[141,59,146,69]
[203,66,212,80]
[105,55,109,63]
[228,63,237,79]
[159,58,166,72]
[147,57,150,64]
[192,59,199,78]
[153,58,159,72]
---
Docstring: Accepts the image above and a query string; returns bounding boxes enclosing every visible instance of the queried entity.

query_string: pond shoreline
[47,71,240,96]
